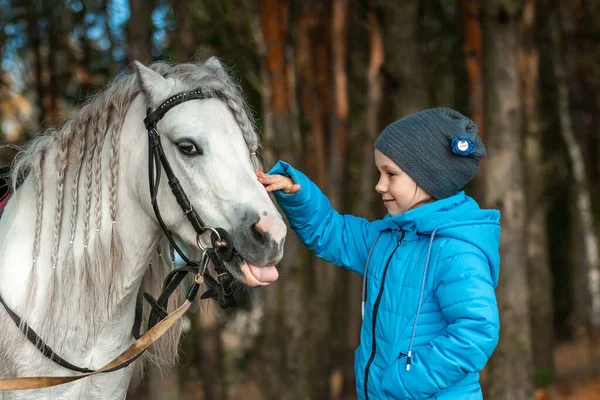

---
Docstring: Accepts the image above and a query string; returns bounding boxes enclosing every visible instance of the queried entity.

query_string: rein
[0,273,204,391]
[0,88,245,391]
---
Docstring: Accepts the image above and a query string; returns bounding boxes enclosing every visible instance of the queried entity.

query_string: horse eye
[177,141,202,156]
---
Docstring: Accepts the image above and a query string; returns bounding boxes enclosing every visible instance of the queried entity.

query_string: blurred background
[1,0,600,399]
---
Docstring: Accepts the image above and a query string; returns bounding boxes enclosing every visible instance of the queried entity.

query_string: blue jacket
[269,161,501,400]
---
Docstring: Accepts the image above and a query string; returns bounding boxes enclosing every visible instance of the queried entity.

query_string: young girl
[256,108,500,400]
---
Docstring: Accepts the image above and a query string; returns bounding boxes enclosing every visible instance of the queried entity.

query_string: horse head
[132,59,286,287]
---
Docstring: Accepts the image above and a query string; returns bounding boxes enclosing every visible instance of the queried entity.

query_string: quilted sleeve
[269,160,382,275]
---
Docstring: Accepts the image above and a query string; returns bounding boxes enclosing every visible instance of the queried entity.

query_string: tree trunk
[459,0,484,136]
[296,0,328,188]
[570,188,591,334]
[379,0,429,119]
[258,0,298,164]
[482,1,534,399]
[172,0,196,62]
[47,1,61,126]
[329,0,349,209]
[127,0,153,63]
[328,2,354,399]
[520,0,555,386]
[103,0,119,76]
[459,0,486,201]
[550,11,600,330]
[25,1,45,127]
[420,1,456,108]
[360,0,385,220]
[256,2,308,399]
[553,0,594,338]
[295,3,334,398]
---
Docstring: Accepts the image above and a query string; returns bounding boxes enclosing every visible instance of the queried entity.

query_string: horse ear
[133,61,171,107]
[203,57,231,83]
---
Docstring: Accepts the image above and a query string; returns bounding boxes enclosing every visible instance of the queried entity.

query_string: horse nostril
[248,214,286,245]
[251,223,267,243]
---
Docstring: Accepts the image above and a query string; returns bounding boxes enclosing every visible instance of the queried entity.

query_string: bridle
[0,88,249,389]
[138,87,239,333]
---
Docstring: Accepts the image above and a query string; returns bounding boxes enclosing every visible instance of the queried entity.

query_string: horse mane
[7,59,261,371]
[11,59,261,192]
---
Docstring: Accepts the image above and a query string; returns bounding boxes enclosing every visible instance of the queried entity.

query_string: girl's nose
[375,179,386,194]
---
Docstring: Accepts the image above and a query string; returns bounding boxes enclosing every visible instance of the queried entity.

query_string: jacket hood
[384,191,501,285]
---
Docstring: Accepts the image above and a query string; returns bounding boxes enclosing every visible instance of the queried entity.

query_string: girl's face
[374,149,432,215]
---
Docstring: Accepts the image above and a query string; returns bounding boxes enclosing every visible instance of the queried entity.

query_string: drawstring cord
[406,227,438,371]
[362,232,382,320]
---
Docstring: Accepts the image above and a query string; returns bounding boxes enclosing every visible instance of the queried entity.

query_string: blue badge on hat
[451,135,475,156]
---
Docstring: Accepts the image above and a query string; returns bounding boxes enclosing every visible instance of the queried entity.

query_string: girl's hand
[255,169,301,194]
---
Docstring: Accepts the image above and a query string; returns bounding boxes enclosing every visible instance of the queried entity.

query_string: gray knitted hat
[374,107,486,200]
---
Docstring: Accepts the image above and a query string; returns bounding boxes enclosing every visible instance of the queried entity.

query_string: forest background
[1,0,600,399]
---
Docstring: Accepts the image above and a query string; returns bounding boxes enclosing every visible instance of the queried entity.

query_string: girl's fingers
[256,173,278,185]
[266,181,289,192]
[255,169,276,184]
[286,184,301,194]
[257,171,286,186]
[262,177,284,187]
[255,169,298,193]
[255,169,268,181]
[273,182,300,194]
[256,170,279,183]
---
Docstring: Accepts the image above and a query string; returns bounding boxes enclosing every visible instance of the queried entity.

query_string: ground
[536,333,600,400]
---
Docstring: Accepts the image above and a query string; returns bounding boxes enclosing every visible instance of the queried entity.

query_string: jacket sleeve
[269,160,382,275]
[381,250,500,399]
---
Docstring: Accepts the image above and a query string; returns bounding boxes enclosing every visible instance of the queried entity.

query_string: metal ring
[196,233,206,250]
[195,227,224,250]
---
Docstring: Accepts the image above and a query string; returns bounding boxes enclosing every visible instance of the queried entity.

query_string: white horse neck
[0,96,161,399]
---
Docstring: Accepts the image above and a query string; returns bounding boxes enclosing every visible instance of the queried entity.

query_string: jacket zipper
[363,228,404,400]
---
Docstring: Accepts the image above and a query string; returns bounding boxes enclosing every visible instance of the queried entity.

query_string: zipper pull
[406,350,412,371]
[397,228,405,244]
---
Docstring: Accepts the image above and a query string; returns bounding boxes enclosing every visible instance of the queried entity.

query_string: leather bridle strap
[0,294,94,374]
[0,276,202,391]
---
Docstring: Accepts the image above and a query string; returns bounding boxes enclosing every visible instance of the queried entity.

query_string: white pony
[0,58,286,399]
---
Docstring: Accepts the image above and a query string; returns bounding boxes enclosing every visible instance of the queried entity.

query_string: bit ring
[195,227,225,250]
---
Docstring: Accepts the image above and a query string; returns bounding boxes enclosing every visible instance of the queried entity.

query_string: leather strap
[0,277,200,391]
[0,294,94,373]
[143,89,226,129]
